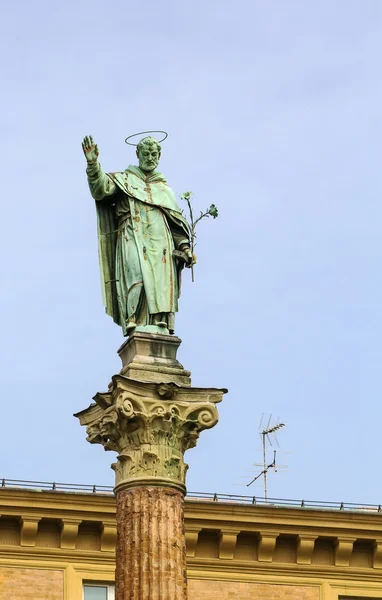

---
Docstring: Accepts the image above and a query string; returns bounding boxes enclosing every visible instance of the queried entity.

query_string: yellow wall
[0,567,63,600]
[188,580,319,599]
[1,488,382,599]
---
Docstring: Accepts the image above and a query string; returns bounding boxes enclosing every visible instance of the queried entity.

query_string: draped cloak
[89,164,190,335]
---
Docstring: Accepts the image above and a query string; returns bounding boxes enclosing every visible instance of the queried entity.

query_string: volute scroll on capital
[85,387,221,454]
[75,375,226,493]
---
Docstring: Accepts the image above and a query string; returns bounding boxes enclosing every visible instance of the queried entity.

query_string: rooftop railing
[0,478,113,494]
[1,478,381,514]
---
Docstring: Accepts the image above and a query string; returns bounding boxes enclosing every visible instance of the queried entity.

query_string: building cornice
[2,488,382,582]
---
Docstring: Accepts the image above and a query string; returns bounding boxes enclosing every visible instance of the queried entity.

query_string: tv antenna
[247,415,286,501]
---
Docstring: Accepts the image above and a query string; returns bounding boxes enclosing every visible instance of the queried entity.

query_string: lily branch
[180,191,218,282]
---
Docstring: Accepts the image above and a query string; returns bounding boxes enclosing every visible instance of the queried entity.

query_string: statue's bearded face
[137,143,160,173]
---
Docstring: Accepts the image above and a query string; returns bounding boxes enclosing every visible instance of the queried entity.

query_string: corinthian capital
[75,375,226,494]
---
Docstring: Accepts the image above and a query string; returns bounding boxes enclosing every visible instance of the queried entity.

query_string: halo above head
[125,130,168,146]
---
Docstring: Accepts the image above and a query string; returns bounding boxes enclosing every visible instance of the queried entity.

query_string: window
[83,584,115,600]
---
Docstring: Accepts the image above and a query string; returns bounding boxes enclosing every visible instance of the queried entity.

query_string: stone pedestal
[117,332,191,385]
[75,334,226,600]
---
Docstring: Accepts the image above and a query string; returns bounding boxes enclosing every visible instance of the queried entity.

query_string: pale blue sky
[1,1,382,503]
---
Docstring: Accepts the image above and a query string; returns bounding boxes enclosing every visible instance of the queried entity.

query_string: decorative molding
[373,539,382,569]
[297,535,317,565]
[101,524,116,552]
[218,530,239,560]
[3,490,382,582]
[185,528,201,558]
[20,517,39,547]
[258,532,278,562]
[334,537,356,567]
[60,520,80,550]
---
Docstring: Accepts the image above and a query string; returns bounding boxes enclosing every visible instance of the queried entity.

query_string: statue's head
[136,136,161,173]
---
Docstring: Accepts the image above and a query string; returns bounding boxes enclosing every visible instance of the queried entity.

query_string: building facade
[0,484,382,599]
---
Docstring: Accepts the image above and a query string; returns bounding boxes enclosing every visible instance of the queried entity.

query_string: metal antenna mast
[247,416,285,501]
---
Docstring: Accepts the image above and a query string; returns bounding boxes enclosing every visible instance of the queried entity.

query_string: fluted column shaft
[116,486,187,600]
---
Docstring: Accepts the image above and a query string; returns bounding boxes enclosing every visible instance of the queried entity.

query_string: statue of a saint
[82,134,192,336]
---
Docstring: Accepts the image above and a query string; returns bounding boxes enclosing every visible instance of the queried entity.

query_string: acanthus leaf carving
[79,378,224,491]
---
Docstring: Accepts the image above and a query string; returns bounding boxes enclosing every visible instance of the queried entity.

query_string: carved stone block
[20,518,39,547]
[117,332,191,386]
[258,532,278,562]
[335,537,356,567]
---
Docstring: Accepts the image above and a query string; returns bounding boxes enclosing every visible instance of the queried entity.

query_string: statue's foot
[152,314,167,328]
[126,321,137,333]
[156,321,167,328]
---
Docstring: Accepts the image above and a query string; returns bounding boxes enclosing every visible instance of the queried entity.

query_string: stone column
[75,333,226,600]
[116,487,186,599]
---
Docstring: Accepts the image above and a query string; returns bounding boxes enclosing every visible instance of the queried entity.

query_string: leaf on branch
[208,204,219,218]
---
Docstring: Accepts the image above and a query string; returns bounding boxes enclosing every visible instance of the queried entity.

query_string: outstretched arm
[82,135,117,201]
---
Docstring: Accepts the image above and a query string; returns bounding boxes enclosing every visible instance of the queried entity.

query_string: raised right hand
[82,135,99,164]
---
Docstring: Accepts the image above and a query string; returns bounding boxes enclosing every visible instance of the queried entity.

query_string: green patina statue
[82,134,193,337]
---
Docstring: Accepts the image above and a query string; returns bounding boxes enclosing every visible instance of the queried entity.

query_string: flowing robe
[87,163,190,335]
